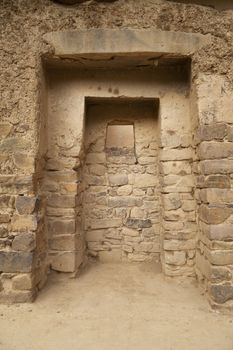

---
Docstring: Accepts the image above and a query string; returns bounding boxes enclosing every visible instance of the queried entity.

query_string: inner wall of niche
[83,99,160,263]
[44,66,192,274]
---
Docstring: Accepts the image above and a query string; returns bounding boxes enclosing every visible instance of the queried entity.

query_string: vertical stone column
[159,93,196,277]
[195,74,233,310]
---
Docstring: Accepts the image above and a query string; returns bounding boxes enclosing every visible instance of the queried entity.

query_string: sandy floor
[0,262,232,350]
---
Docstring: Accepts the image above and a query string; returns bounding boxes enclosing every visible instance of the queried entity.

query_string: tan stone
[51,252,76,272]
[85,218,122,230]
[134,174,158,188]
[164,251,186,266]
[200,189,233,204]
[160,148,193,161]
[13,153,34,171]
[12,274,34,291]
[0,123,13,138]
[86,153,106,164]
[47,194,76,208]
[200,160,233,175]
[198,204,232,225]
[164,239,195,251]
[117,185,132,196]
[11,215,37,232]
[49,234,76,251]
[12,233,36,252]
[86,230,106,242]
[198,142,233,160]
[160,161,192,175]
[197,123,227,141]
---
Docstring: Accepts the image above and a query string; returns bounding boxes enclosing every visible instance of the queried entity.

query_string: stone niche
[43,60,193,273]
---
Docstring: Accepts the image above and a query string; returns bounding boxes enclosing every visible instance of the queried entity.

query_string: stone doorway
[83,98,161,263]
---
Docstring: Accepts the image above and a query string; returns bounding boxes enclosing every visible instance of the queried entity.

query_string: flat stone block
[86,218,122,230]
[199,142,233,160]
[47,219,75,235]
[0,252,33,273]
[134,174,158,188]
[51,252,76,272]
[12,273,34,291]
[199,205,232,225]
[15,196,37,215]
[47,194,76,208]
[49,234,76,251]
[210,283,233,304]
[12,233,36,252]
[125,218,152,229]
[108,174,128,186]
[11,215,37,232]
[200,160,233,175]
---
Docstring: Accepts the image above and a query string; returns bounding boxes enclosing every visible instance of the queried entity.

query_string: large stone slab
[43,29,210,63]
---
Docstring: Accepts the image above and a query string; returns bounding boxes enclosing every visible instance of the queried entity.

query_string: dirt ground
[0,262,232,350]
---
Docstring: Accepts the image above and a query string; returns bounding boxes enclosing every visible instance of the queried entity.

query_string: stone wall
[83,100,160,263]
[194,73,233,310]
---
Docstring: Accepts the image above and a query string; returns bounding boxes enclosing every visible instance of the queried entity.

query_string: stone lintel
[43,29,211,66]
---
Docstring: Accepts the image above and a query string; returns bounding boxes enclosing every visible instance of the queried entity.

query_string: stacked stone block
[195,74,233,309]
[0,175,40,302]
[83,102,161,262]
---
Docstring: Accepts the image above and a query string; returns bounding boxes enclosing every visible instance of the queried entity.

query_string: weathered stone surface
[51,252,76,272]
[130,207,145,218]
[163,193,182,211]
[125,218,152,229]
[200,160,233,175]
[197,175,231,189]
[15,196,37,215]
[44,29,210,58]
[0,137,30,152]
[13,153,34,171]
[206,224,233,241]
[86,230,106,242]
[164,239,196,251]
[0,252,33,273]
[160,161,192,175]
[227,125,233,141]
[86,218,122,230]
[211,267,232,282]
[108,174,128,186]
[0,195,14,208]
[134,174,158,188]
[198,142,233,160]
[160,148,193,161]
[122,227,139,237]
[12,274,33,290]
[198,205,232,224]
[210,284,233,304]
[49,234,76,251]
[200,189,233,204]
[164,251,186,266]
[45,170,77,183]
[86,153,106,164]
[11,215,37,232]
[0,123,13,138]
[47,219,75,235]
[47,194,76,208]
[117,185,132,196]
[197,123,227,141]
[89,164,106,176]
[207,249,233,266]
[12,233,36,252]
[0,213,10,223]
[108,196,142,208]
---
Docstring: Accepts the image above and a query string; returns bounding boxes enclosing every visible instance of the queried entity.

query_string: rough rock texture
[0,0,233,311]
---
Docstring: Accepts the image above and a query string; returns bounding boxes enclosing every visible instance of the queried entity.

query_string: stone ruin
[0,0,233,312]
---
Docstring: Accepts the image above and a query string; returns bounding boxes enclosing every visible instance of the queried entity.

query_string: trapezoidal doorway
[83,98,161,263]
